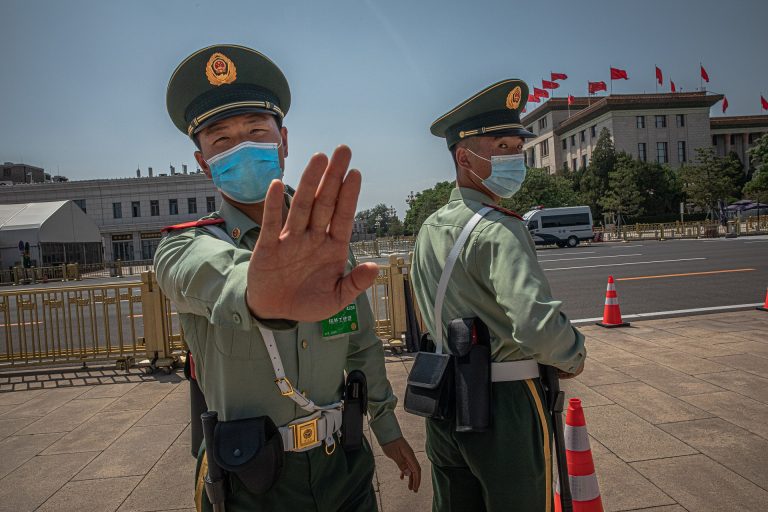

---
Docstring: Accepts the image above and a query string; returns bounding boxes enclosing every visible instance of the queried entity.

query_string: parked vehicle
[522,206,594,248]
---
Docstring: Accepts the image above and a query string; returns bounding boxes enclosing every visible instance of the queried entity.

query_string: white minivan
[522,206,594,248]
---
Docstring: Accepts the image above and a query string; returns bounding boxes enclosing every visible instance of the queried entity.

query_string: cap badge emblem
[206,52,237,86]
[231,227,241,239]
[506,86,522,110]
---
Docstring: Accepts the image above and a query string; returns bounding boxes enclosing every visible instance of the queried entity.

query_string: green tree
[744,134,768,199]
[579,128,616,218]
[635,161,683,217]
[355,203,399,236]
[502,168,583,213]
[403,181,455,234]
[599,153,644,224]
[679,147,743,215]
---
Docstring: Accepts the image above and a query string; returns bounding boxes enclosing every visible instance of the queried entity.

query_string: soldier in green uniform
[410,79,587,512]
[155,44,420,512]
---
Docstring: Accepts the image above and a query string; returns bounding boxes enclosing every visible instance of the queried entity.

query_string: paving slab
[16,396,116,434]
[42,409,145,454]
[560,378,614,408]
[0,389,47,406]
[575,360,636,387]
[696,369,768,404]
[660,418,768,490]
[633,348,731,375]
[1,387,89,418]
[0,432,64,479]
[632,454,768,512]
[680,390,768,440]
[0,416,36,440]
[617,363,723,396]
[37,475,142,512]
[74,422,187,480]
[591,381,713,424]
[581,341,652,367]
[109,381,179,411]
[579,405,697,462]
[78,382,140,399]
[0,451,98,512]
[135,388,190,427]
[708,353,768,378]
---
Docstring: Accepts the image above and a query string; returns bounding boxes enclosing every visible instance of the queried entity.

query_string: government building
[521,92,768,174]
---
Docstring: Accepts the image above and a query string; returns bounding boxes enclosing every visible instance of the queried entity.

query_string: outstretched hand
[246,145,379,322]
[381,437,421,492]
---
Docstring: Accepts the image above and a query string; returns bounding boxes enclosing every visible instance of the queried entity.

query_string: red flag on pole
[761,95,768,110]
[533,87,549,99]
[551,72,568,81]
[610,67,629,80]
[522,107,527,114]
[528,94,540,103]
[671,81,676,92]
[722,96,729,113]
[542,79,560,90]
[655,66,663,85]
[588,81,607,94]
[567,95,575,105]
[700,65,710,83]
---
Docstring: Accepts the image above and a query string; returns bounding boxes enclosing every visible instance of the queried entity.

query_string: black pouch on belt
[342,370,368,451]
[404,333,454,420]
[446,317,491,433]
[212,416,284,495]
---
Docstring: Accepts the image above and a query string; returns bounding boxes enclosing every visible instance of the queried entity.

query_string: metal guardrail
[351,237,416,259]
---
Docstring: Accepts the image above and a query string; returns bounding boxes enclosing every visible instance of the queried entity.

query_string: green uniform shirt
[154,200,402,446]
[411,187,585,373]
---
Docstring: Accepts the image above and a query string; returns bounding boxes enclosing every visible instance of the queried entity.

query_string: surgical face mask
[466,149,527,199]
[206,141,283,204]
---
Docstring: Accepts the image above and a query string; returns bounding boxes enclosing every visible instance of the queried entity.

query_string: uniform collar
[450,186,497,206]
[218,200,261,245]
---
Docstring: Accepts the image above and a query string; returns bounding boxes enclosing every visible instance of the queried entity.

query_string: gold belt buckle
[291,417,319,450]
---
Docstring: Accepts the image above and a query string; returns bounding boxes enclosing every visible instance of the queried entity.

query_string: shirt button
[301,339,308,349]
[233,313,241,324]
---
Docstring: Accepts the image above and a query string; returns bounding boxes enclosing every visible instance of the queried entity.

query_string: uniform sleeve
[473,218,586,373]
[153,230,295,332]
[345,255,403,446]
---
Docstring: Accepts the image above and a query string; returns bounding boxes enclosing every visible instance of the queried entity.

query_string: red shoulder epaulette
[161,218,225,233]
[482,203,524,221]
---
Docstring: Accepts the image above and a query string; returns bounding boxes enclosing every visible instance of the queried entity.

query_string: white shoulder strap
[433,206,493,354]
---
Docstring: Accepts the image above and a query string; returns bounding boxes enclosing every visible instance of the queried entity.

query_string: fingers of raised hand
[339,263,379,305]
[283,152,328,234]
[254,180,286,251]
[309,145,352,234]
[329,168,362,242]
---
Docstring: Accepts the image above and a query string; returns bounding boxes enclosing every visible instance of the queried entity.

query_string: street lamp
[406,191,415,207]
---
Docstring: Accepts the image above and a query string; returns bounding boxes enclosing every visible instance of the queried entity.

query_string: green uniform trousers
[426,379,553,512]
[195,438,377,512]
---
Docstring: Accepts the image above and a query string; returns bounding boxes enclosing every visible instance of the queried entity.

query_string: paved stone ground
[0,310,766,511]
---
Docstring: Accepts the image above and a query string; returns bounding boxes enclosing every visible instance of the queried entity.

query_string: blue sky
[1,0,766,216]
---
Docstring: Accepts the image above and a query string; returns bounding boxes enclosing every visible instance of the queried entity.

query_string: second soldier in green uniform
[156,44,420,512]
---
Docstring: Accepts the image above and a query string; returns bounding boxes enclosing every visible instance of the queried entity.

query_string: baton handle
[201,411,226,512]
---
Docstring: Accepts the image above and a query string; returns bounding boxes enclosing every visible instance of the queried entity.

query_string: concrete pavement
[1,310,767,511]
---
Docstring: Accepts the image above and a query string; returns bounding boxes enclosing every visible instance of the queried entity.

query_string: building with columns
[521,92,766,174]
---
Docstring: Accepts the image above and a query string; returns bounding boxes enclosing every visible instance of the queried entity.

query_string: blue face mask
[467,150,527,198]
[206,141,282,204]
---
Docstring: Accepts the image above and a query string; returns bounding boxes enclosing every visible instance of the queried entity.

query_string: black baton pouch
[212,416,284,495]
[404,334,454,420]
[342,370,368,451]
[446,318,491,432]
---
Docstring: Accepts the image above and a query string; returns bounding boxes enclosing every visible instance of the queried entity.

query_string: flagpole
[610,66,613,95]
[655,64,658,93]
[699,61,703,91]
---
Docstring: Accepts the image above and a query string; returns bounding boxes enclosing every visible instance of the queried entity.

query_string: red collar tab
[482,203,523,221]
[161,218,226,233]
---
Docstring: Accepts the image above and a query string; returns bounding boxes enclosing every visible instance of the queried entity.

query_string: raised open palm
[246,145,379,322]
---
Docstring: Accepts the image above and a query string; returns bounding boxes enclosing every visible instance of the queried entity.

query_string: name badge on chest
[321,304,359,337]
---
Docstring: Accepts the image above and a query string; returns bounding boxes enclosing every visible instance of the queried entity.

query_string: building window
[581,155,587,168]
[540,140,549,157]
[638,143,647,162]
[712,135,718,145]
[570,134,576,145]
[655,115,667,128]
[150,200,160,216]
[112,240,135,262]
[580,130,585,142]
[526,126,534,134]
[730,134,736,145]
[572,158,577,170]
[636,116,645,129]
[169,199,179,215]
[131,201,141,218]
[657,142,668,163]
[141,239,160,260]
[73,199,86,213]
[206,196,216,213]
[112,202,122,219]
[538,117,548,130]
[188,197,197,214]
[562,139,567,150]
[678,141,687,162]
[563,161,569,171]
[676,114,685,127]
[590,125,597,138]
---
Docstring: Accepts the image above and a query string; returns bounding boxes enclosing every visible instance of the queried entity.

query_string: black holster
[186,352,208,458]
[447,318,492,433]
[341,370,368,451]
[204,414,285,497]
[404,333,454,420]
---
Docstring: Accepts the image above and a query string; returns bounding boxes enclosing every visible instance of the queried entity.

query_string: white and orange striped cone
[757,287,768,312]
[555,398,604,512]
[596,276,630,328]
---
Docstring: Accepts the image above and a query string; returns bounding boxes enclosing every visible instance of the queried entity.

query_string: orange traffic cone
[555,398,604,512]
[596,276,630,328]
[757,287,768,312]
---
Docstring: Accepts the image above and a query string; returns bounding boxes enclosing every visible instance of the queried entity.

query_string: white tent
[0,201,102,268]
